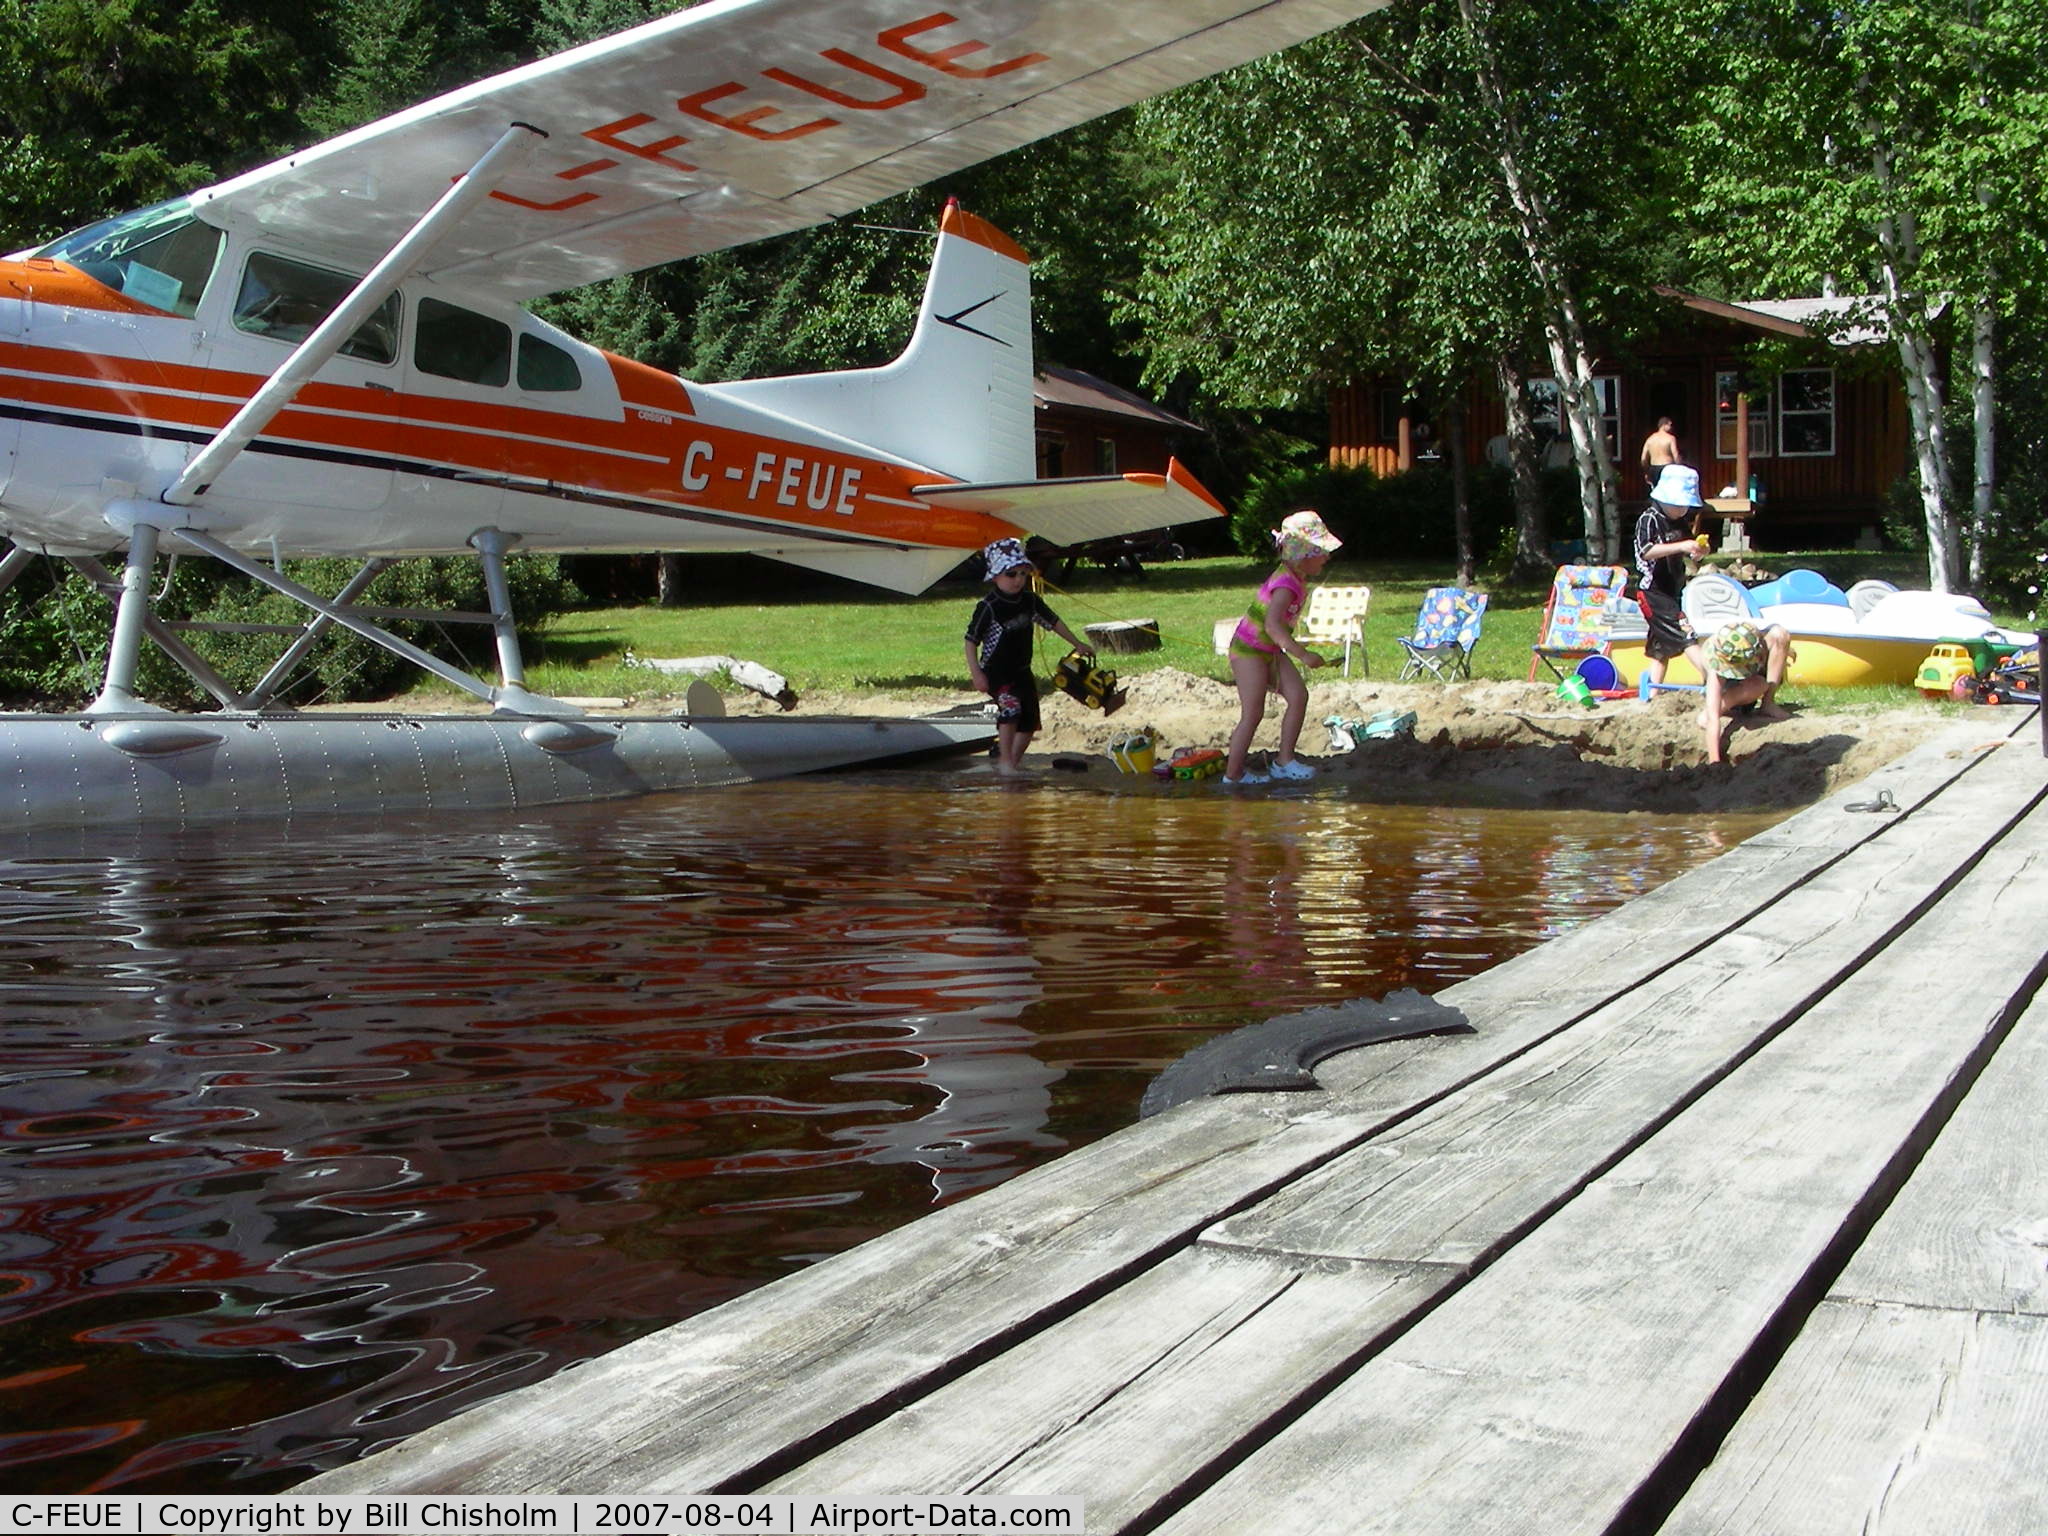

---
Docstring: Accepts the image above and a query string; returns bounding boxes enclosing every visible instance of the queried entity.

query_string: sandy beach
[719,668,1998,813]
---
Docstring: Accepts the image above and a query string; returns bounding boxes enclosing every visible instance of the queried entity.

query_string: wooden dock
[305,710,2048,1532]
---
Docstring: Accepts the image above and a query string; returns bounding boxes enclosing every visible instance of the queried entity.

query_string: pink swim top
[1232,567,1306,655]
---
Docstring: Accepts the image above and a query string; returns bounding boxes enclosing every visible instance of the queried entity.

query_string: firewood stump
[1083,619,1161,654]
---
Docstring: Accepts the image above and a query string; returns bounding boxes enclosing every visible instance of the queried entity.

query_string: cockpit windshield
[37,199,224,318]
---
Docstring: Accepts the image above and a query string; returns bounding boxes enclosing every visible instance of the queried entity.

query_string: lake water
[0,773,1778,1493]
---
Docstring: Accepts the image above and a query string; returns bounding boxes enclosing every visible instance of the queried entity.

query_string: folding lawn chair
[1296,583,1372,676]
[1527,564,1630,681]
[1395,588,1488,682]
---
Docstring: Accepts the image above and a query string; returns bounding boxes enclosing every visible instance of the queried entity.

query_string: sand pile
[728,668,1983,813]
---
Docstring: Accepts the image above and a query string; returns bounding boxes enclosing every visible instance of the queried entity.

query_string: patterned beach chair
[1395,588,1488,682]
[1528,564,1631,681]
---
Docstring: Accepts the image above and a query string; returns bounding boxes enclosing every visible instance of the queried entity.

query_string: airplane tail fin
[711,201,1035,484]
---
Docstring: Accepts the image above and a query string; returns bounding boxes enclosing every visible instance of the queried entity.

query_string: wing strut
[163,122,546,505]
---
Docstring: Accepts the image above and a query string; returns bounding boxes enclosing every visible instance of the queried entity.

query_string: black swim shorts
[991,674,1042,733]
[1638,587,1691,662]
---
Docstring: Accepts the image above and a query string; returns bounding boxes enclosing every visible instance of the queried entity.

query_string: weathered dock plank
[765,1247,1445,1509]
[1213,732,2048,1270]
[1661,985,2048,1533]
[1315,723,2024,1103]
[1150,789,2048,1535]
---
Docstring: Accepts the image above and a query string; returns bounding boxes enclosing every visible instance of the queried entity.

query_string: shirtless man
[1640,415,1683,477]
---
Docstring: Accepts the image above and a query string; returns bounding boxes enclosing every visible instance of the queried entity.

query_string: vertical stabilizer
[710,202,1035,484]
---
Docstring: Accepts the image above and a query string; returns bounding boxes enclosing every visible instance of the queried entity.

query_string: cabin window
[1527,376,1620,462]
[517,333,582,392]
[1715,371,1774,459]
[39,199,224,319]
[233,252,400,364]
[1096,437,1117,474]
[416,297,511,387]
[1778,368,1835,456]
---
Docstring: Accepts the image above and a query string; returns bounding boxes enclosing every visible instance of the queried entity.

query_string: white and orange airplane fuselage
[0,200,1222,598]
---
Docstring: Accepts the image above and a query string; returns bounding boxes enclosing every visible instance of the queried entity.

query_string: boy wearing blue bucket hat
[1633,464,1711,684]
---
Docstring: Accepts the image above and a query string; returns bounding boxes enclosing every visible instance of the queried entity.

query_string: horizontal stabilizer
[912,458,1226,548]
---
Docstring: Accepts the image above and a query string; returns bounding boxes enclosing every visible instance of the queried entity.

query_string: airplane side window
[232,251,399,365]
[417,298,511,388]
[517,334,582,393]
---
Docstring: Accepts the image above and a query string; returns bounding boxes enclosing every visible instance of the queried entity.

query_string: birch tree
[1452,0,1626,558]
[1125,2,1648,568]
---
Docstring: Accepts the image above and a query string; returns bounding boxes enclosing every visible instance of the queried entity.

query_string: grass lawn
[493,549,1994,713]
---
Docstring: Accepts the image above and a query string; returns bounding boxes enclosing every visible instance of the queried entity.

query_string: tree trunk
[1564,332,1622,554]
[656,553,685,608]
[1445,399,1474,587]
[1969,298,1995,590]
[1496,353,1549,577]
[1871,140,1960,590]
[1892,320,1960,592]
[1456,0,1616,559]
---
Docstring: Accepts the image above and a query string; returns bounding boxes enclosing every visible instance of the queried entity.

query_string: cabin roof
[1656,287,1889,346]
[1034,366,1202,432]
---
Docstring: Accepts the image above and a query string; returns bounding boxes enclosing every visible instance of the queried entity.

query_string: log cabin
[1329,291,1910,552]
[1034,364,1203,479]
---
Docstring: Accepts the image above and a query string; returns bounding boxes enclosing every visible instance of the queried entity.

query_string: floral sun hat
[983,537,1035,578]
[1702,620,1766,679]
[1275,509,1343,565]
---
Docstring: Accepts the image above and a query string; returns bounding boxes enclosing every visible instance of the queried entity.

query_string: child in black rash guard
[964,538,1092,776]
[1634,464,1711,683]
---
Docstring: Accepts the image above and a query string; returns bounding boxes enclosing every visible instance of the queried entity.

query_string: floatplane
[0,0,1393,829]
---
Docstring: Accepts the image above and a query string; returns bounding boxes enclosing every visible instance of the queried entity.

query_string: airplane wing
[190,0,1392,304]
[911,458,1228,548]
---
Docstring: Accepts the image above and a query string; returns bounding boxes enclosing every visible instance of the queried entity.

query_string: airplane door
[203,248,398,515]
[394,294,515,534]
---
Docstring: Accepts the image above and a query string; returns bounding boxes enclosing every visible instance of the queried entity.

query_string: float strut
[89,524,163,714]
[470,527,578,717]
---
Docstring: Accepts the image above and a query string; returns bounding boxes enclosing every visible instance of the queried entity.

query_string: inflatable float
[1606,570,2023,688]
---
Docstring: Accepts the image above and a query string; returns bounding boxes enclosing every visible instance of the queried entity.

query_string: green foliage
[685,220,924,382]
[298,0,440,140]
[0,554,581,709]
[1977,302,2048,624]
[1232,462,1515,563]
[0,0,314,246]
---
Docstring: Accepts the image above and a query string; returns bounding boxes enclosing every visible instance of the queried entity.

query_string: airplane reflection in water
[0,784,1771,1492]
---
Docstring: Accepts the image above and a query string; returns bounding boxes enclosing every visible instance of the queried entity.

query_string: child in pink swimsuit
[1223,509,1343,785]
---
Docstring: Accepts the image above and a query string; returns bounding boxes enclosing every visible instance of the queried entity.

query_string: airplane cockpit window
[517,334,582,393]
[417,298,511,388]
[37,199,224,319]
[233,252,400,364]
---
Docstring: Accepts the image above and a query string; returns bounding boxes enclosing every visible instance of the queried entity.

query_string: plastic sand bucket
[1556,675,1596,708]
[1575,655,1619,692]
[1107,733,1155,774]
